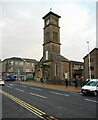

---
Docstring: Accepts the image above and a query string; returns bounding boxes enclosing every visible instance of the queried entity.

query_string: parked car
[81,79,98,96]
[4,77,16,81]
[0,79,4,86]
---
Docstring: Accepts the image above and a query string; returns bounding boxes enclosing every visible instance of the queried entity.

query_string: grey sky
[0,0,97,62]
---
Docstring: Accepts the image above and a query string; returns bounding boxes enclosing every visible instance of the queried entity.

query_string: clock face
[46,19,49,25]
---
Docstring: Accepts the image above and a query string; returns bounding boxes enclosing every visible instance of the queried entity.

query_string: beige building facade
[2,57,38,81]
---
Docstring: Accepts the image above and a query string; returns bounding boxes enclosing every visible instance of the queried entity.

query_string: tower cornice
[42,11,61,19]
[43,24,60,29]
[43,41,61,46]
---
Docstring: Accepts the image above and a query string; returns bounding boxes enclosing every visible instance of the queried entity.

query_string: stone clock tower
[42,11,61,60]
[36,11,69,83]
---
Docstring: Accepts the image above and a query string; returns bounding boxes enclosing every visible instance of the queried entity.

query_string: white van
[81,79,98,96]
[0,78,4,86]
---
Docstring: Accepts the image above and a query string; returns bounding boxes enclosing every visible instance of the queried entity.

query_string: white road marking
[10,84,14,86]
[49,91,69,96]
[7,85,12,88]
[31,87,42,91]
[85,99,98,103]
[30,93,47,99]
[15,88,24,92]
[63,94,70,96]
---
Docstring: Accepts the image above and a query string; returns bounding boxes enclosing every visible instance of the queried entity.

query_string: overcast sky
[0,0,97,62]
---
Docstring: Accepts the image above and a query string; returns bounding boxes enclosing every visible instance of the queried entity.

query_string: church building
[35,11,84,84]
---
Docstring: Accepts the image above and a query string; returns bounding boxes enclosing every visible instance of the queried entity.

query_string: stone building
[2,57,38,81]
[35,11,84,84]
[69,61,84,82]
[83,48,98,80]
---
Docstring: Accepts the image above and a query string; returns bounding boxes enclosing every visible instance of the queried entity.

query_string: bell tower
[42,11,61,61]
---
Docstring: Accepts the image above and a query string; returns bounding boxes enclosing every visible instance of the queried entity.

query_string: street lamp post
[87,41,91,80]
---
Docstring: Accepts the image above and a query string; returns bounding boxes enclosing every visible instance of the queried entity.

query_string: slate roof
[23,58,38,63]
[2,57,38,63]
[51,53,69,62]
[39,53,69,65]
[42,11,61,19]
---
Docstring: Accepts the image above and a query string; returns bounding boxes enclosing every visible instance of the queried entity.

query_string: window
[10,68,13,72]
[86,81,97,86]
[45,51,48,60]
[73,65,79,70]
[80,65,83,69]
[90,57,94,62]
[55,63,59,76]
[26,69,30,72]
[90,66,94,70]
[8,61,11,65]
[20,68,23,72]
[11,61,14,65]
[32,63,34,67]
[15,61,18,66]
[88,66,94,71]
[19,62,23,66]
[88,57,94,62]
[15,68,18,72]
[25,62,30,66]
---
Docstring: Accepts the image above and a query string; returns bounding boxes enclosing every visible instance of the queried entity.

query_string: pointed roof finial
[50,8,52,11]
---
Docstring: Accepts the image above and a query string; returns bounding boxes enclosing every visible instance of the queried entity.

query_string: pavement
[16,81,81,93]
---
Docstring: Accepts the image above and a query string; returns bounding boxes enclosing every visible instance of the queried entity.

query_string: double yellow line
[0,89,57,120]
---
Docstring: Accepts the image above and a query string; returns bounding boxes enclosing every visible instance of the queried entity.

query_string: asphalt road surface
[0,81,97,119]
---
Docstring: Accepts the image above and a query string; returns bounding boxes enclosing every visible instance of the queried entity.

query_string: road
[0,81,97,119]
